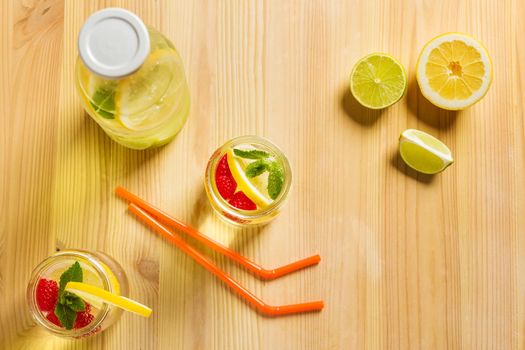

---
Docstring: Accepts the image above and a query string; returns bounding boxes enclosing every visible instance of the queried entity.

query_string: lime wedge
[65,282,152,318]
[226,149,272,208]
[399,129,453,174]
[350,53,407,109]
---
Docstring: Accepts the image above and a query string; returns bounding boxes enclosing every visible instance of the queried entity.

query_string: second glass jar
[27,250,129,338]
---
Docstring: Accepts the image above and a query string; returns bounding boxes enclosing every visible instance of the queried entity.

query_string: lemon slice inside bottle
[65,282,152,318]
[116,49,175,130]
[226,149,272,209]
[399,129,453,174]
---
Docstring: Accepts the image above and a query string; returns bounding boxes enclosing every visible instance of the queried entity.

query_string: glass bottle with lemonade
[76,8,190,150]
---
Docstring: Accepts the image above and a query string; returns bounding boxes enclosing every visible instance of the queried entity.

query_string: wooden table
[1,0,524,349]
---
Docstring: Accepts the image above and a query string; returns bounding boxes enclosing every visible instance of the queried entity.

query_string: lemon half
[416,33,492,110]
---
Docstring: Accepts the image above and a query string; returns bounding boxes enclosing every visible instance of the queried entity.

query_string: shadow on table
[405,75,458,130]
[189,185,214,231]
[390,149,435,185]
[228,225,266,258]
[2,291,97,349]
[340,87,385,127]
[187,185,267,259]
[70,112,169,179]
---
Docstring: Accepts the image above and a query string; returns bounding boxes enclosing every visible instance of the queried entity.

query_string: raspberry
[216,153,232,177]
[46,311,63,327]
[228,191,256,210]
[36,279,59,312]
[74,310,94,329]
[216,175,237,200]
[84,303,91,313]
[215,154,237,200]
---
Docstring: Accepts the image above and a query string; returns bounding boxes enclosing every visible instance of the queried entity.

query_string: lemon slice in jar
[65,282,152,318]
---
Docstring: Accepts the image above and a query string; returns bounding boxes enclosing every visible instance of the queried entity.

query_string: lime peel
[399,129,454,174]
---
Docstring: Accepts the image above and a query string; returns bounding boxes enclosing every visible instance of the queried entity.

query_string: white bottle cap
[78,8,150,79]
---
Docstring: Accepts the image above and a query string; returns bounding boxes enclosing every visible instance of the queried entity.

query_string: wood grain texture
[1,0,524,349]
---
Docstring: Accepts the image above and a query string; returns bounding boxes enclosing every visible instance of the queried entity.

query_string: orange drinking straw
[128,203,324,316]
[115,187,320,280]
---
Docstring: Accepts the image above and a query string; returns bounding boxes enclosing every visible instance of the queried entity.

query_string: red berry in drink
[228,191,256,210]
[74,310,95,329]
[46,311,63,327]
[215,154,237,200]
[36,279,59,312]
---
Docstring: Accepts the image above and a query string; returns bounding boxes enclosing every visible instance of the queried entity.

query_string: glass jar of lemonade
[75,8,190,149]
[204,136,292,225]
[27,250,129,338]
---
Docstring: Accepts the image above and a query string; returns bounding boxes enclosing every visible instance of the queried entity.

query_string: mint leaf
[90,85,116,119]
[233,149,270,160]
[245,160,268,178]
[233,148,285,199]
[267,162,284,200]
[55,303,77,330]
[63,292,85,312]
[52,261,86,329]
[59,261,83,292]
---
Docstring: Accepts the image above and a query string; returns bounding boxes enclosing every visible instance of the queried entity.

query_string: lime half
[399,129,453,174]
[350,53,407,109]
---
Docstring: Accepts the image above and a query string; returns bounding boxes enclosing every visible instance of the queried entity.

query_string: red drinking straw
[115,187,320,280]
[128,203,324,316]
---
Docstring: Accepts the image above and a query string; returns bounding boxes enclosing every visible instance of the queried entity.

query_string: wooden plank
[0,0,524,349]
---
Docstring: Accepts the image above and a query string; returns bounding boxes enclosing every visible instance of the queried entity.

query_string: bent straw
[129,203,324,316]
[115,187,320,280]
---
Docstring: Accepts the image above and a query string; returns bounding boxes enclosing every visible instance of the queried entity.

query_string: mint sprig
[59,261,83,292]
[54,261,85,329]
[234,148,285,199]
[233,149,270,159]
[55,303,78,330]
[63,292,86,311]
[267,162,284,200]
[245,160,269,178]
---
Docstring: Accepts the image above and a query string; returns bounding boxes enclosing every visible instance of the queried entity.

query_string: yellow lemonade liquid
[27,250,128,338]
[204,136,293,225]
[76,27,190,150]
